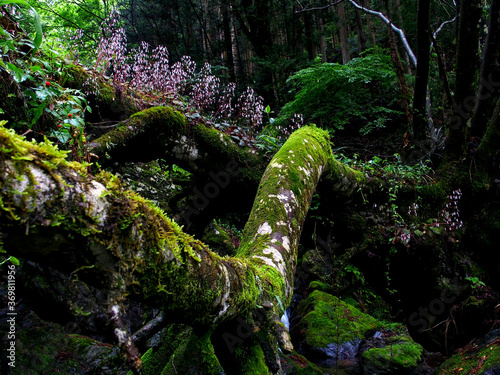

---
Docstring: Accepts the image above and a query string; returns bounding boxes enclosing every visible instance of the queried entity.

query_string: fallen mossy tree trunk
[0,121,366,371]
[88,106,266,184]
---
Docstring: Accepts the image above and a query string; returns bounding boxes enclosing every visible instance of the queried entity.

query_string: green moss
[235,341,269,375]
[280,352,323,375]
[362,335,423,369]
[138,324,224,375]
[62,65,88,88]
[308,280,330,292]
[294,290,381,348]
[202,221,237,256]
[92,106,186,155]
[436,335,500,374]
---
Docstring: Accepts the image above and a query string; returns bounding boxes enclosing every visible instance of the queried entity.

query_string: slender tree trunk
[392,0,411,72]
[412,0,431,141]
[304,11,315,60]
[477,97,500,169]
[222,1,236,82]
[387,26,412,127]
[337,1,351,64]
[354,6,367,53]
[430,33,453,108]
[318,13,327,62]
[363,0,377,45]
[470,0,500,137]
[446,0,482,159]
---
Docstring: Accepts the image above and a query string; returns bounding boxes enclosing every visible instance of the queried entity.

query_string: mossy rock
[280,352,323,374]
[361,334,423,374]
[435,329,500,374]
[135,324,224,375]
[0,307,128,375]
[291,290,381,360]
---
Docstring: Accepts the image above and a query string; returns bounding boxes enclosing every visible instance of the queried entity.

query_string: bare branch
[346,0,417,68]
[294,0,343,14]
[432,16,457,43]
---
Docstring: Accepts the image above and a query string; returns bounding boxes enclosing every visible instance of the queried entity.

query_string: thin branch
[294,0,343,13]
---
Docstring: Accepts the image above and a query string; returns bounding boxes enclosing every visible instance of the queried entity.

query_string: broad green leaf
[31,102,46,125]
[32,8,43,52]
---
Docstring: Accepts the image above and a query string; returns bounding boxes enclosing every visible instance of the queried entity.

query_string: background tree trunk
[337,1,351,64]
[470,0,500,137]
[363,0,377,45]
[446,0,482,159]
[412,0,431,141]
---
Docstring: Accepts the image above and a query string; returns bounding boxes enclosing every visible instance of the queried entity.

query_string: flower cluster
[86,12,266,142]
[407,202,419,217]
[437,189,463,231]
[276,113,303,140]
[235,87,264,129]
[191,63,220,109]
[400,230,411,245]
[214,82,236,120]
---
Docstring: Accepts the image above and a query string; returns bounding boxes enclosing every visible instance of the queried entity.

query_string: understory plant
[276,49,401,135]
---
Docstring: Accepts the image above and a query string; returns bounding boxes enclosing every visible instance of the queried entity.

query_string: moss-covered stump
[435,329,500,374]
[290,290,381,361]
[360,334,424,374]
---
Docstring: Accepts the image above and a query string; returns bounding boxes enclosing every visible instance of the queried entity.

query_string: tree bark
[222,1,236,82]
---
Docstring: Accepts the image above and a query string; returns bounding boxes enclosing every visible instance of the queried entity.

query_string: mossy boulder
[435,329,500,374]
[360,334,424,374]
[290,290,381,361]
[0,298,128,375]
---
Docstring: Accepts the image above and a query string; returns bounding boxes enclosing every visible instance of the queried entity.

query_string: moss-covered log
[0,122,366,368]
[89,106,266,185]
